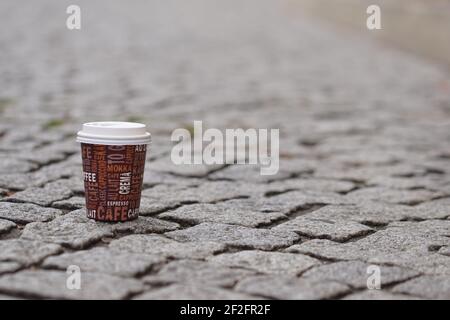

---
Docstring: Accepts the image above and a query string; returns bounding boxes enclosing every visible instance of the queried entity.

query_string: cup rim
[77,121,152,145]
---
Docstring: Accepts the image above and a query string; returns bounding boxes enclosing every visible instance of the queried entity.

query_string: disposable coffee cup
[77,122,151,222]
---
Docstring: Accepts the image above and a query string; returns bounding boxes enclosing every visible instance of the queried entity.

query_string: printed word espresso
[171,121,279,175]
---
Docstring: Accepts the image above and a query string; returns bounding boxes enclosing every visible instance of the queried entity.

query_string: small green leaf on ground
[43,119,66,130]
[0,97,14,112]
[126,115,145,123]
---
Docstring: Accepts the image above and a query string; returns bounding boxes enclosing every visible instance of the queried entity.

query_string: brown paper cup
[81,143,147,222]
[77,122,151,222]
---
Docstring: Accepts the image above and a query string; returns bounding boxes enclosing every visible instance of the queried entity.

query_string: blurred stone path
[0,0,449,299]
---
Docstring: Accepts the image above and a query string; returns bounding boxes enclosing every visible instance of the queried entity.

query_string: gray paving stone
[302,261,420,289]
[273,217,373,242]
[257,191,347,214]
[343,290,420,300]
[135,284,259,300]
[139,197,191,216]
[266,178,356,195]
[142,170,202,187]
[140,184,213,215]
[141,181,265,209]
[367,176,445,191]
[438,246,450,257]
[0,239,62,266]
[369,249,450,276]
[32,167,84,191]
[55,176,86,193]
[52,196,85,210]
[143,260,255,287]
[138,196,182,215]
[43,247,165,277]
[0,164,82,191]
[166,222,300,250]
[0,270,144,299]
[0,219,16,234]
[181,181,266,202]
[141,184,193,204]
[20,208,180,249]
[345,187,444,205]
[44,209,90,224]
[0,262,22,275]
[421,159,450,177]
[278,159,319,175]
[0,173,37,190]
[235,275,350,299]
[16,142,76,166]
[392,275,450,299]
[0,156,38,174]
[286,220,450,275]
[0,167,74,192]
[314,164,429,183]
[209,250,321,275]
[16,150,68,167]
[20,211,113,249]
[111,216,180,234]
[298,203,418,226]
[6,180,73,206]
[0,202,62,224]
[151,156,225,177]
[109,234,226,259]
[329,150,404,166]
[159,201,285,227]
[209,165,292,183]
[0,138,42,152]
[414,198,450,220]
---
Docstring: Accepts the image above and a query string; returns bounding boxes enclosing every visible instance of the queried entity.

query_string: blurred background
[296,0,450,68]
[0,0,449,173]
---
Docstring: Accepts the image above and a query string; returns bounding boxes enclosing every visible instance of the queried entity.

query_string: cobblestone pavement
[0,0,449,300]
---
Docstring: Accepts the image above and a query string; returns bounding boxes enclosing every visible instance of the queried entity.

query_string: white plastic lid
[77,121,151,145]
